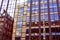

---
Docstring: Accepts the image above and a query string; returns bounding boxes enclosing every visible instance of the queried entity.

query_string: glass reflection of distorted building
[12,0,60,40]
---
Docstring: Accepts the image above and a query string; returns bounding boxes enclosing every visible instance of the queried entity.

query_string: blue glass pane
[49,2,53,8]
[17,17,22,22]
[50,8,53,12]
[27,10,30,13]
[41,15,48,21]
[50,14,55,20]
[35,16,39,22]
[18,7,24,11]
[16,22,22,28]
[41,15,43,21]
[52,2,57,7]
[32,16,35,22]
[44,3,48,8]
[28,0,30,3]
[32,5,38,10]
[18,12,24,16]
[44,8,48,13]
[26,16,30,22]
[32,0,38,2]
[44,15,48,21]
[16,30,21,37]
[27,6,30,10]
[54,14,59,20]
[53,8,58,12]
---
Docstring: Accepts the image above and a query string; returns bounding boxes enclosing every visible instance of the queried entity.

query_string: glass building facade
[12,0,60,40]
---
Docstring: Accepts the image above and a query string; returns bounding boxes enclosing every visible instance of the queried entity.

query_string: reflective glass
[17,17,22,22]
[16,22,22,28]
[16,30,21,37]
[26,16,30,22]
[32,16,35,22]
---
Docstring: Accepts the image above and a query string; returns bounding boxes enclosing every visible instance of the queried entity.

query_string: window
[17,17,22,22]
[50,8,53,12]
[35,16,39,22]
[53,8,58,12]
[16,22,22,28]
[44,8,48,13]
[16,30,21,37]
[41,9,44,13]
[54,14,59,20]
[52,2,57,7]
[18,12,24,16]
[27,6,30,10]
[32,0,38,2]
[28,0,30,3]
[49,2,53,8]
[44,3,48,8]
[32,5,38,10]
[26,16,30,22]
[18,7,24,12]
[27,10,30,14]
[50,14,59,20]
[44,15,48,21]
[32,16,35,22]
[50,14,55,20]
[41,15,48,21]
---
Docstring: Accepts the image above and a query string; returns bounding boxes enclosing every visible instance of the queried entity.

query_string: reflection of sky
[0,0,27,17]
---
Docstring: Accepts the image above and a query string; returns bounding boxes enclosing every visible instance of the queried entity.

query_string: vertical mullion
[56,0,60,40]
[56,0,60,26]
[29,0,32,40]
[0,0,4,11]
[38,0,41,40]
[6,0,9,11]
[47,0,52,40]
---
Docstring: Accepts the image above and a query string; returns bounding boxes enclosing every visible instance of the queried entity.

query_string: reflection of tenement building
[0,10,13,40]
[12,0,60,40]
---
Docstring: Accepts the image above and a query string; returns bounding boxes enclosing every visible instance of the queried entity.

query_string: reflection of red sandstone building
[0,10,13,40]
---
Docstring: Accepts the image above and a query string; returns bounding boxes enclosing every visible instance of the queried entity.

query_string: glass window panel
[49,2,53,8]
[17,17,22,22]
[35,16,39,22]
[53,8,58,12]
[16,22,22,28]
[44,8,48,13]
[44,3,48,8]
[50,8,53,12]
[28,0,30,3]
[54,14,59,20]
[41,9,44,13]
[44,15,48,21]
[26,16,30,22]
[32,0,38,2]
[27,6,30,10]
[18,7,24,12]
[41,15,48,21]
[32,5,38,10]
[18,12,24,16]
[41,15,43,21]
[27,10,30,14]
[32,10,35,13]
[52,2,57,7]
[50,14,55,20]
[16,30,21,37]
[32,16,35,22]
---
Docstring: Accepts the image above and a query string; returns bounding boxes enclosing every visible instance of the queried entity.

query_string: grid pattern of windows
[13,0,60,40]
